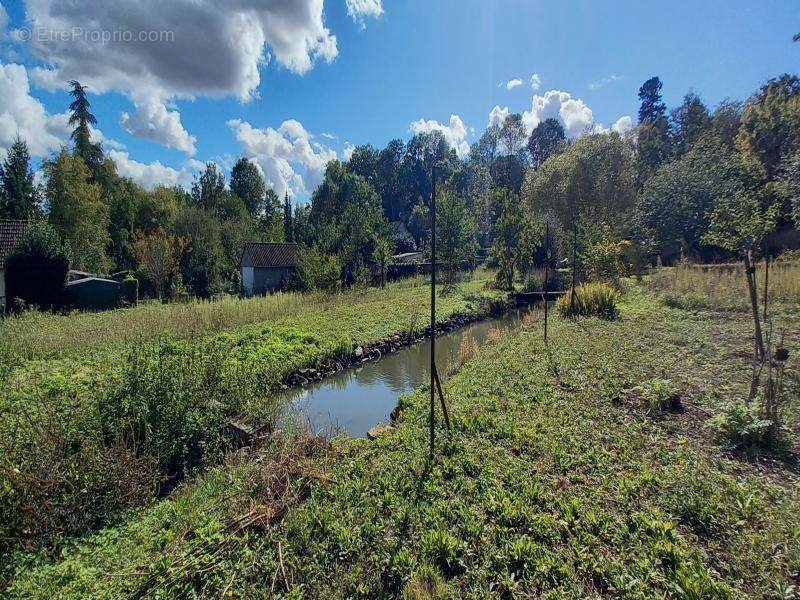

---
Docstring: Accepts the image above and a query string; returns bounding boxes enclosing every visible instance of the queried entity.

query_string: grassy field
[0,271,503,565]
[6,281,798,598]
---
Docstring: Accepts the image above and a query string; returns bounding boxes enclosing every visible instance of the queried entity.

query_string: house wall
[252,267,293,294]
[241,266,255,296]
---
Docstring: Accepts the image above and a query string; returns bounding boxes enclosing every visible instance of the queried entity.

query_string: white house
[240,242,298,296]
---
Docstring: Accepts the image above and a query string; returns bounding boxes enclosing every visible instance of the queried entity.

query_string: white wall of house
[241,266,254,296]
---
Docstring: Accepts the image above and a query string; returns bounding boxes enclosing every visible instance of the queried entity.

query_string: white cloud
[530,73,541,91]
[505,78,523,90]
[108,149,199,189]
[488,105,509,128]
[0,62,69,159]
[22,0,339,150]
[0,3,8,32]
[409,114,470,159]
[346,0,383,29]
[227,118,338,199]
[321,132,337,140]
[343,142,356,160]
[588,74,623,91]
[611,115,633,135]
[521,89,596,138]
[120,95,196,155]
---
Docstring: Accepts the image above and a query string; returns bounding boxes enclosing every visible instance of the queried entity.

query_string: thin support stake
[429,163,437,457]
[433,364,451,430]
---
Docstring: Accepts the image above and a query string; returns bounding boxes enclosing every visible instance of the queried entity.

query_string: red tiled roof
[0,220,28,265]
[242,242,299,268]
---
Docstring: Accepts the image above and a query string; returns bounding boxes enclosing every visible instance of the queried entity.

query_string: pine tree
[68,80,104,168]
[1,137,39,219]
[638,77,666,124]
[283,193,294,242]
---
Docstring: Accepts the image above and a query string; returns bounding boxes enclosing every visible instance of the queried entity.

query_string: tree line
[1,72,798,303]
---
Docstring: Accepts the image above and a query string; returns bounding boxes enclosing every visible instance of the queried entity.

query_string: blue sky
[0,0,798,200]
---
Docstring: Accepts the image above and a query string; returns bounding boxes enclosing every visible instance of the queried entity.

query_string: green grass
[0,271,503,562]
[6,282,799,598]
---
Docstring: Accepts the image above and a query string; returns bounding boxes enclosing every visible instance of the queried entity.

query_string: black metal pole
[429,164,437,457]
[543,221,549,342]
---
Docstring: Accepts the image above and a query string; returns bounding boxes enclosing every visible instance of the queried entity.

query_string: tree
[499,113,527,157]
[527,118,565,169]
[68,80,103,168]
[376,140,406,221]
[736,74,800,181]
[131,228,188,299]
[703,189,778,389]
[45,149,110,273]
[347,145,380,188]
[174,206,223,297]
[283,193,294,242]
[637,137,750,258]
[0,137,40,220]
[230,158,266,217]
[3,221,69,311]
[670,92,711,157]
[434,187,476,285]
[638,76,666,124]
[492,189,532,290]
[191,163,226,213]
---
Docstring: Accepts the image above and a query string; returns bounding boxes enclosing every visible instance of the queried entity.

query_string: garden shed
[240,242,298,295]
[0,220,28,312]
[65,276,121,311]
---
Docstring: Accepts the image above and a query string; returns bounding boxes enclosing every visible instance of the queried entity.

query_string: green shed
[65,276,121,311]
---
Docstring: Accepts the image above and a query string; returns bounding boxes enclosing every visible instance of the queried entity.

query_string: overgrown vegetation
[5,283,798,597]
[555,282,620,319]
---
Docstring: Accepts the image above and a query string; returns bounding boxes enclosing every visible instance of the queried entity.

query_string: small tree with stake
[702,190,777,400]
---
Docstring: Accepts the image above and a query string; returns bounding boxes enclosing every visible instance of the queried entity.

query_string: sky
[0,0,798,202]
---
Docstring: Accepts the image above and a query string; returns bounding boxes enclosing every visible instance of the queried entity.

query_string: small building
[65,276,121,311]
[0,220,29,313]
[240,242,298,296]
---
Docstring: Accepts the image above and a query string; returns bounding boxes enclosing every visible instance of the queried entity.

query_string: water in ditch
[278,309,530,437]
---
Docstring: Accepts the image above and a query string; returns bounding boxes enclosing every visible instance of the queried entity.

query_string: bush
[556,282,619,319]
[4,221,69,311]
[288,245,341,292]
[708,402,776,450]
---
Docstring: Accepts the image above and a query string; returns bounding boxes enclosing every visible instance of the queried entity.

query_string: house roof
[0,220,28,266]
[242,242,299,268]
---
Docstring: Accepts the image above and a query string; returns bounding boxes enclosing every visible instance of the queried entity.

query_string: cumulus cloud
[343,142,356,160]
[505,78,523,90]
[346,0,383,28]
[521,89,596,138]
[530,73,541,91]
[22,0,338,151]
[108,149,199,189]
[409,114,470,158]
[227,118,338,199]
[120,95,197,155]
[487,105,509,128]
[588,74,623,91]
[611,115,633,135]
[0,62,69,159]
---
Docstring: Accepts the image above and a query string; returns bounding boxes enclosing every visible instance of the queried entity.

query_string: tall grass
[650,261,800,311]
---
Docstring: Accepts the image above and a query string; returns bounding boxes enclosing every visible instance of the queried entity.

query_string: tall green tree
[433,187,477,285]
[638,77,667,124]
[527,118,566,170]
[68,80,103,168]
[670,92,711,157]
[0,137,40,220]
[191,163,226,213]
[499,113,527,157]
[45,149,110,273]
[230,158,266,217]
[283,193,294,242]
[492,189,533,290]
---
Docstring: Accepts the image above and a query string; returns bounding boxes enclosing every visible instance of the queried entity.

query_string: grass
[0,271,503,563]
[6,281,799,598]
[649,260,800,312]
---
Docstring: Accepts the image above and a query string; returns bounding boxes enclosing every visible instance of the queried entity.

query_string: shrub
[288,245,341,292]
[556,282,619,319]
[707,402,775,450]
[4,221,69,311]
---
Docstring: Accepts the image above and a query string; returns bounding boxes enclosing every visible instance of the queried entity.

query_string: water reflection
[278,310,529,437]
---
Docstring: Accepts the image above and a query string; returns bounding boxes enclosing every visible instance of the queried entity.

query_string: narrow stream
[278,310,530,437]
